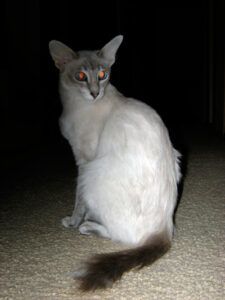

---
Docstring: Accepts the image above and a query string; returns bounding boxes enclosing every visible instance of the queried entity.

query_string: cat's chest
[60,106,106,163]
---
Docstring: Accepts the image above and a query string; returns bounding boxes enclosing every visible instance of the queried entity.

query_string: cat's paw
[79,223,93,235]
[79,221,110,238]
[61,216,77,228]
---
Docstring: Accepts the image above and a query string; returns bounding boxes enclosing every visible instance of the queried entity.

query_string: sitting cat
[49,35,181,291]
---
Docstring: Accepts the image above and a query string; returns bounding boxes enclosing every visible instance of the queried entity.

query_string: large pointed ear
[49,40,77,71]
[99,35,123,66]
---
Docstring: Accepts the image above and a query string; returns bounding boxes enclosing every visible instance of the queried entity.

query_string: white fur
[60,82,181,245]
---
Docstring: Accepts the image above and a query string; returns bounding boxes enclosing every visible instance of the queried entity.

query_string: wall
[3,1,224,156]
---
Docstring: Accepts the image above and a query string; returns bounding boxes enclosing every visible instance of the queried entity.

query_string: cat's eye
[75,71,87,82]
[98,70,108,81]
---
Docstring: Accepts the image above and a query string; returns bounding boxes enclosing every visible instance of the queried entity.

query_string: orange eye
[98,70,108,80]
[75,71,87,81]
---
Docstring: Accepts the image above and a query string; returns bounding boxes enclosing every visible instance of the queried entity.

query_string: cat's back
[99,95,171,157]
[122,98,165,131]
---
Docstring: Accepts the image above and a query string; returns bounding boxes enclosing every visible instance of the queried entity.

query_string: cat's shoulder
[119,97,163,125]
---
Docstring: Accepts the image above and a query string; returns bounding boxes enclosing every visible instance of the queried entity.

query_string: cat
[49,35,181,291]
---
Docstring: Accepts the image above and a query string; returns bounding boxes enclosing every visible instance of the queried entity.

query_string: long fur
[49,36,181,292]
[75,231,170,291]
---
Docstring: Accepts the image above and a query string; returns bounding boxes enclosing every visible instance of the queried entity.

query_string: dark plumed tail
[75,231,171,291]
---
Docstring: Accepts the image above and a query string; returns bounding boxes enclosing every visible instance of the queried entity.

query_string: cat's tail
[73,230,171,291]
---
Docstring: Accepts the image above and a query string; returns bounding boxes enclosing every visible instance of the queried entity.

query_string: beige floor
[1,126,225,299]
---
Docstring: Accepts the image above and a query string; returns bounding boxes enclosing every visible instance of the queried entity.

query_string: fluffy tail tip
[72,232,171,291]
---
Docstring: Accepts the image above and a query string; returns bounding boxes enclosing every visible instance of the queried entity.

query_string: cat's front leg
[61,195,86,228]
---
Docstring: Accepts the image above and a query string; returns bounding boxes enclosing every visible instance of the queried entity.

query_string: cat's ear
[99,35,123,66]
[49,40,77,71]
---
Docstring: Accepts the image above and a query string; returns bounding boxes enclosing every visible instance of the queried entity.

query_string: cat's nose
[90,91,99,99]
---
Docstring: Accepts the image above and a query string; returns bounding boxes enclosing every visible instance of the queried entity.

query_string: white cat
[49,35,181,291]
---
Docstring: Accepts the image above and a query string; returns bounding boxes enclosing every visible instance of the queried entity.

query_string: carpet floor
[1,126,225,299]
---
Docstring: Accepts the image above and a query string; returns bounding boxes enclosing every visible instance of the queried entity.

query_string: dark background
[1,1,225,177]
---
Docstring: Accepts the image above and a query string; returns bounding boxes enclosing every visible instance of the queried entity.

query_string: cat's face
[62,51,111,101]
[49,36,123,102]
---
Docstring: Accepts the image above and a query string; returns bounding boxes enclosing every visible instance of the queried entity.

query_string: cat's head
[49,35,123,102]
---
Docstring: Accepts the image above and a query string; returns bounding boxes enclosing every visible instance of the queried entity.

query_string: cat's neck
[60,83,124,113]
